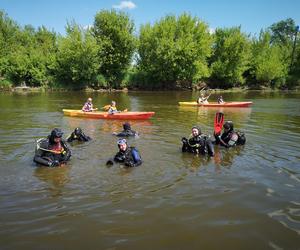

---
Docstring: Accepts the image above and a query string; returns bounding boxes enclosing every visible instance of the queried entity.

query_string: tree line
[0,9,299,90]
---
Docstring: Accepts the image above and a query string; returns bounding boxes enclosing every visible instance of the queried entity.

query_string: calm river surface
[0,91,300,250]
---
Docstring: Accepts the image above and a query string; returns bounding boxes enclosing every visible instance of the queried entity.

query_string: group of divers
[33,96,246,168]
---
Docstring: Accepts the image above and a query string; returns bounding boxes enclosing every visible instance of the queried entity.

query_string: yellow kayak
[62,109,155,120]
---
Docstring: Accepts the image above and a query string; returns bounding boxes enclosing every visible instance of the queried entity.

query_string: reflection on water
[33,166,70,198]
[0,91,300,249]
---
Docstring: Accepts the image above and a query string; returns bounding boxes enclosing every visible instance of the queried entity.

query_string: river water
[0,91,299,250]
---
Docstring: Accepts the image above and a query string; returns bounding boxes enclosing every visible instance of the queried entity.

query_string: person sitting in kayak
[82,97,97,112]
[217,96,224,104]
[181,126,214,156]
[107,138,142,167]
[214,121,246,147]
[197,93,210,104]
[113,122,138,137]
[108,101,120,114]
[34,128,71,167]
[67,127,91,142]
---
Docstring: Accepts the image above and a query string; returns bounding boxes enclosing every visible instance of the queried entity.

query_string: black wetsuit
[67,131,91,142]
[182,134,214,156]
[34,138,71,167]
[114,146,142,167]
[115,129,137,137]
[115,123,137,137]
[214,130,239,147]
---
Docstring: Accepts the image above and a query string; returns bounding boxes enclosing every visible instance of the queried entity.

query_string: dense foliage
[0,10,299,90]
[137,13,212,89]
[249,31,288,88]
[209,27,251,88]
[93,10,136,89]
[55,22,99,88]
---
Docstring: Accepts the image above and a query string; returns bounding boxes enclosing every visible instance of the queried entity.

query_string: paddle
[102,104,127,112]
[214,112,224,135]
[102,104,111,111]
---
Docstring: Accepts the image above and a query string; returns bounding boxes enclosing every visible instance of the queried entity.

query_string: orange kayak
[178,101,253,107]
[62,109,155,120]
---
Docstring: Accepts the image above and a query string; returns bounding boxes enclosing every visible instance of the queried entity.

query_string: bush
[0,78,13,90]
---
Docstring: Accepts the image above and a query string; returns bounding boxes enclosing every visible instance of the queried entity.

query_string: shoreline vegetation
[3,85,299,93]
[0,10,299,91]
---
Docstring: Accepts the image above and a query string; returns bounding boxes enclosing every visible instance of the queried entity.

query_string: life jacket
[82,102,93,112]
[108,106,118,114]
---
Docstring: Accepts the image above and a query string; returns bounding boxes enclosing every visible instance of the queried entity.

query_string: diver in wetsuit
[113,122,138,137]
[67,127,91,142]
[181,126,214,156]
[34,128,71,167]
[107,138,142,167]
[214,121,246,147]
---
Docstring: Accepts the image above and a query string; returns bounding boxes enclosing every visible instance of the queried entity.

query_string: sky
[1,0,300,36]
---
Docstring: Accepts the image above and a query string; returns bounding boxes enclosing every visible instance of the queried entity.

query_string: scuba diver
[67,127,91,142]
[214,121,246,147]
[113,122,138,137]
[34,128,71,167]
[106,138,142,167]
[181,126,214,156]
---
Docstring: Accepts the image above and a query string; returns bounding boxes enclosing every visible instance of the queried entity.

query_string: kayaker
[34,128,71,167]
[197,93,210,104]
[214,121,246,147]
[108,101,120,114]
[107,138,142,167]
[67,127,91,142]
[181,126,214,156]
[82,97,97,112]
[217,96,224,104]
[113,122,138,137]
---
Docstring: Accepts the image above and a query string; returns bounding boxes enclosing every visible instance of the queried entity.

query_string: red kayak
[178,101,253,107]
[63,109,155,120]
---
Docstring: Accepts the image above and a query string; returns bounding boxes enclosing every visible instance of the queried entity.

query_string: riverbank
[2,86,299,93]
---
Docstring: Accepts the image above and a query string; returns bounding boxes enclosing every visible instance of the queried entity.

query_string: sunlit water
[0,91,299,250]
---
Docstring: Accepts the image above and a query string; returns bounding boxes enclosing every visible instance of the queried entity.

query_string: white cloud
[113,1,136,10]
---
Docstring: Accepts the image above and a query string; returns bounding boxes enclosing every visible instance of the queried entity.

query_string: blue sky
[1,0,300,36]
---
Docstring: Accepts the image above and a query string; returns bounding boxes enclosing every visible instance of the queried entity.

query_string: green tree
[210,27,251,88]
[55,22,100,88]
[92,10,136,89]
[269,18,298,67]
[250,30,287,87]
[6,25,57,86]
[269,18,297,45]
[138,13,212,89]
[268,18,299,88]
[0,10,20,77]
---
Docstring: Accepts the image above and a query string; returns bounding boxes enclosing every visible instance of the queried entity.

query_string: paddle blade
[214,112,224,135]
[102,105,110,111]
